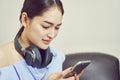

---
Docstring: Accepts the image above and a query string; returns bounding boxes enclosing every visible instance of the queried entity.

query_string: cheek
[28,24,45,40]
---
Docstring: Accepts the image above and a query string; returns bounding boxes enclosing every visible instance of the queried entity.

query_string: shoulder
[0,47,4,59]
[0,41,20,68]
[0,43,8,59]
[0,41,13,54]
[0,43,9,67]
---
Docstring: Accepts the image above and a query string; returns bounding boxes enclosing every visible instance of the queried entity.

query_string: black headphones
[14,27,53,68]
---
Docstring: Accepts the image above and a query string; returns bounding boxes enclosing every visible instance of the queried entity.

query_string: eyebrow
[44,21,62,26]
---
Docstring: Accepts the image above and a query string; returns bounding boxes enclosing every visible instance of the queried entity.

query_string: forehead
[33,6,63,24]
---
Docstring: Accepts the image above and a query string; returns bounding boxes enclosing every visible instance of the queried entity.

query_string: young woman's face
[23,7,63,49]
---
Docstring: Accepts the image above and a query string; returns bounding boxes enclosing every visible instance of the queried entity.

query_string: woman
[0,0,83,80]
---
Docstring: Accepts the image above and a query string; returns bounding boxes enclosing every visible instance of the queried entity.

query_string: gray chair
[63,52,120,80]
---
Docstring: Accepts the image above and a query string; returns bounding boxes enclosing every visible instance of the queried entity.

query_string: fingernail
[70,67,73,70]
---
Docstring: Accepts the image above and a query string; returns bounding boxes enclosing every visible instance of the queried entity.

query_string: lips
[42,39,51,45]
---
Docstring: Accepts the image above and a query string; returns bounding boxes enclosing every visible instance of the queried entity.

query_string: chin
[39,46,49,50]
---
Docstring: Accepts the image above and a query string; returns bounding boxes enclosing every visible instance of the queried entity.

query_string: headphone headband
[14,27,25,56]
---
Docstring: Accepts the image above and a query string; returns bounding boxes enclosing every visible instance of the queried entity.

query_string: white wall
[0,0,120,59]
[0,0,24,44]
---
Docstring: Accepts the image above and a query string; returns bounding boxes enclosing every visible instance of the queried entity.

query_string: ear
[21,12,30,27]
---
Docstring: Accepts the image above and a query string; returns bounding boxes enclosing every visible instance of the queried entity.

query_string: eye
[55,27,60,30]
[42,25,50,29]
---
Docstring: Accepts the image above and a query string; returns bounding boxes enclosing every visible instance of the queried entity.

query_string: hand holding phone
[64,60,91,78]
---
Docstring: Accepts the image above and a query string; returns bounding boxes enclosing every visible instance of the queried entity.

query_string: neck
[19,33,30,49]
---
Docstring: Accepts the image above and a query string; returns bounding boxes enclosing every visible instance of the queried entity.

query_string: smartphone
[64,60,91,78]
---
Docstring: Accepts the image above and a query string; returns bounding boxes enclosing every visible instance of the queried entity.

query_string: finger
[53,71,64,79]
[66,76,76,80]
[73,70,84,80]
[74,74,79,80]
[62,67,73,76]
[78,70,84,77]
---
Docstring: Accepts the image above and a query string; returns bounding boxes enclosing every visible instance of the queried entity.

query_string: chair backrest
[63,52,120,80]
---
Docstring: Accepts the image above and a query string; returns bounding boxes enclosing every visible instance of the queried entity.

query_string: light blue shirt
[0,46,65,80]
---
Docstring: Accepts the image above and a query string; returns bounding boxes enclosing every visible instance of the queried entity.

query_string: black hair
[19,0,64,22]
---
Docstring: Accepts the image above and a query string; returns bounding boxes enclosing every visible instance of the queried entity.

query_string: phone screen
[64,60,91,78]
[72,60,91,74]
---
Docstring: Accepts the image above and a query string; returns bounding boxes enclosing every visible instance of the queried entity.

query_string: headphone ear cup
[25,45,42,68]
[14,27,53,68]
[40,47,53,68]
[24,50,34,66]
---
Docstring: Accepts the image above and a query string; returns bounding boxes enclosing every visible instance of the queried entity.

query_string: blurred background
[0,0,120,59]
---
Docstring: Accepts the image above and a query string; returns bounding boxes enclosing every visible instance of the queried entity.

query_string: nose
[47,29,55,39]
